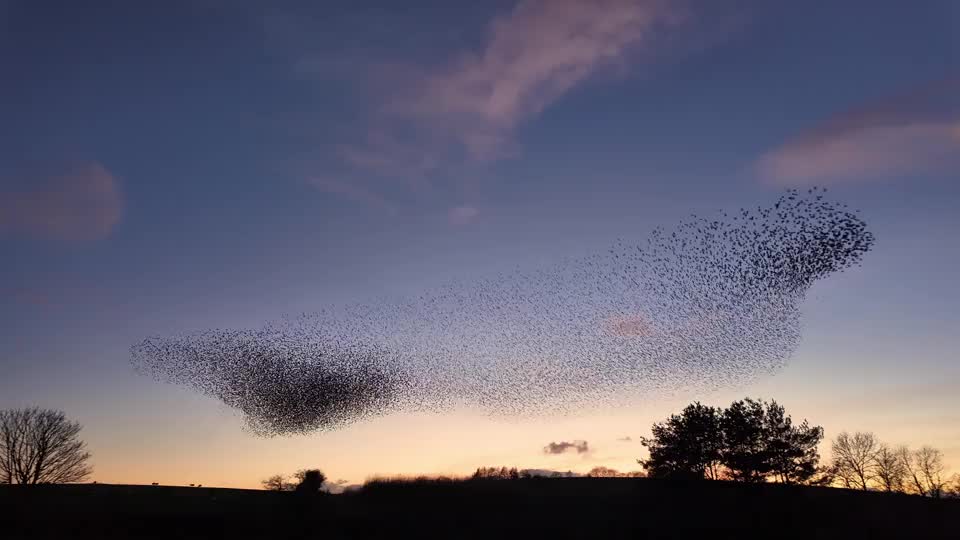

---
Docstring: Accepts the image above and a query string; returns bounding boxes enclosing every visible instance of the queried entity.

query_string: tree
[720,399,768,482]
[587,466,621,478]
[472,466,522,479]
[640,402,723,480]
[831,432,879,490]
[641,399,823,484]
[915,446,946,498]
[762,401,823,484]
[294,469,326,494]
[874,445,906,493]
[901,446,946,498]
[0,408,92,485]
[261,474,287,491]
[718,399,823,484]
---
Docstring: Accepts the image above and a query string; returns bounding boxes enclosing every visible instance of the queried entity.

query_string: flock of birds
[131,188,875,436]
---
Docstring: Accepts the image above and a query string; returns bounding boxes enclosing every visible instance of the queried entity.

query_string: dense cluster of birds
[132,188,874,436]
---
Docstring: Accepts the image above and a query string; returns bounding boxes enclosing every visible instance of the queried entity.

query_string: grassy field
[2,478,957,538]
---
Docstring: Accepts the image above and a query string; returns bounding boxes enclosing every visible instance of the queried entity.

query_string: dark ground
[2,478,957,539]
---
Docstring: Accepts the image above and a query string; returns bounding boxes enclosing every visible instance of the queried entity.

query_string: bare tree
[261,474,287,491]
[901,446,947,498]
[0,408,92,484]
[830,431,879,490]
[916,447,947,498]
[874,444,906,493]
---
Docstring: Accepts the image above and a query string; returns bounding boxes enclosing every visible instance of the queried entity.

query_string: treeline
[832,431,950,496]
[261,469,326,493]
[637,398,959,497]
[286,397,958,497]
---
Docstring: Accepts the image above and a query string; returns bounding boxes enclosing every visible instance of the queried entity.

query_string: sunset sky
[2,0,959,489]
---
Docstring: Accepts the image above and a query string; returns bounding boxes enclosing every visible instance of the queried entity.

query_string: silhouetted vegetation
[472,466,523,479]
[640,398,823,483]
[261,468,328,493]
[261,474,291,491]
[831,432,950,497]
[294,469,326,494]
[0,408,92,485]
[640,402,723,480]
[831,431,879,490]
[874,444,906,492]
[586,466,645,478]
[904,446,948,498]
[637,400,955,500]
[2,400,954,540]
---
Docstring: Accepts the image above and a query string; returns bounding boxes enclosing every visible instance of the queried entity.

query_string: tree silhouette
[874,445,907,493]
[641,399,822,483]
[587,466,622,478]
[261,474,287,491]
[472,466,523,479]
[719,399,768,482]
[901,446,946,498]
[831,432,879,490]
[294,469,326,494]
[759,400,823,484]
[0,407,92,484]
[640,402,723,479]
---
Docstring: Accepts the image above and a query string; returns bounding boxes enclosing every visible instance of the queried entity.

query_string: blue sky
[1,0,958,486]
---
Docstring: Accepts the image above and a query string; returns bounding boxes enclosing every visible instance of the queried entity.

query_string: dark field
[2,479,957,539]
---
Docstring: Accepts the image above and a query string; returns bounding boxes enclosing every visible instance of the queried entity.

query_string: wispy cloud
[756,77,960,185]
[307,176,398,216]
[294,0,688,216]
[0,161,123,242]
[543,440,590,455]
[386,0,687,161]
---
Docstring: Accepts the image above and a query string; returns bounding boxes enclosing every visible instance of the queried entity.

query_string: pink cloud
[0,161,124,242]
[757,78,960,185]
[313,1,687,212]
[389,0,687,160]
[448,205,480,226]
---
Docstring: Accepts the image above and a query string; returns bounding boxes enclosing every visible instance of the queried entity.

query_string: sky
[1,0,958,488]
